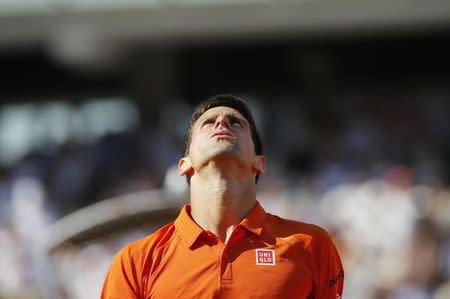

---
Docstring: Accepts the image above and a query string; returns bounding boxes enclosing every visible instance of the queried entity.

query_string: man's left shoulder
[266,213,333,245]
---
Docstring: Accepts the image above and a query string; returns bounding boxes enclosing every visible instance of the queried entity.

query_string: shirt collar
[239,201,266,236]
[174,200,267,249]
[174,205,204,249]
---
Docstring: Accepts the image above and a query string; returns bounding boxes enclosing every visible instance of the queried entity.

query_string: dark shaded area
[2,30,450,108]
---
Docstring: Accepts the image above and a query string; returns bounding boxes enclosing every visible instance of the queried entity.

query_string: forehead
[195,106,247,123]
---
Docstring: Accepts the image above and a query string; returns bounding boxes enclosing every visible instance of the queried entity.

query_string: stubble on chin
[205,140,240,158]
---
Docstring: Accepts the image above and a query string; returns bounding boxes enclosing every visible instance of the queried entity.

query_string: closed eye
[201,118,215,127]
[229,115,244,127]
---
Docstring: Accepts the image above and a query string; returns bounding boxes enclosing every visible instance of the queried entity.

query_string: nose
[214,114,231,129]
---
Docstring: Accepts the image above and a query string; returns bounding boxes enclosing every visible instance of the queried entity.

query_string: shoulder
[115,222,176,263]
[265,213,334,251]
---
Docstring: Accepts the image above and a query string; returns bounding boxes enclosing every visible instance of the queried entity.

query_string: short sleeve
[312,230,344,299]
[100,246,141,299]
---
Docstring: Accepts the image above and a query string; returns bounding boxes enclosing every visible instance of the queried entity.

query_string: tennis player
[101,94,344,298]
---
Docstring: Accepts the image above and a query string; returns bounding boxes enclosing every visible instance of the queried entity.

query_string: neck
[189,173,257,243]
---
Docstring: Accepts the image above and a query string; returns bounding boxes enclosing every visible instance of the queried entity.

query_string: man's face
[179,106,264,179]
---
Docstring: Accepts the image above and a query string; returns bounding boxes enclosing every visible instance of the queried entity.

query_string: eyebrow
[228,115,245,124]
[198,112,248,126]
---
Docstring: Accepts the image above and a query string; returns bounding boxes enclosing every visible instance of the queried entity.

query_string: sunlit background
[1,1,450,299]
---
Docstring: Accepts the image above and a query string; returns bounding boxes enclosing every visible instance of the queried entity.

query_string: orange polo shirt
[101,201,344,299]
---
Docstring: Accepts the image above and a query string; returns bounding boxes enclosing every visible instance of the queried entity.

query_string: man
[101,94,344,298]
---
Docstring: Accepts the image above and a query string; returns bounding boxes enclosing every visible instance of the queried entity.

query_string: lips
[211,130,234,138]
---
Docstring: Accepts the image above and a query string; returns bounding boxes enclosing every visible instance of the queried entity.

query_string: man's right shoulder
[117,222,177,259]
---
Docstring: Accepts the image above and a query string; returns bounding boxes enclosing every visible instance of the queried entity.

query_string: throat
[189,178,256,242]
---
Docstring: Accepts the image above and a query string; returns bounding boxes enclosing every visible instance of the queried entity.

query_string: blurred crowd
[0,90,450,299]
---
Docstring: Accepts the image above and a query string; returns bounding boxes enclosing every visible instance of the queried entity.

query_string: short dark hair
[183,94,263,183]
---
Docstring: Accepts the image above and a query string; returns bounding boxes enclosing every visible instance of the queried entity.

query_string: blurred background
[1,1,450,298]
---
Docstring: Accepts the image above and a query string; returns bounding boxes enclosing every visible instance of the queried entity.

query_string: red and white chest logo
[256,249,276,266]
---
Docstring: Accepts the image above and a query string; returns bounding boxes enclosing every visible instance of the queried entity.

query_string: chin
[199,148,240,163]
[208,144,239,156]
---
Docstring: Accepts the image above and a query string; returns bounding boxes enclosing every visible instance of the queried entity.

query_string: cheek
[189,132,209,152]
[241,134,256,153]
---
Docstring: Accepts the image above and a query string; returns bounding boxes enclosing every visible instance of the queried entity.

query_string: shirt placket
[217,225,247,289]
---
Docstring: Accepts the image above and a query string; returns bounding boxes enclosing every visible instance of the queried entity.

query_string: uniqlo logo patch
[256,249,275,266]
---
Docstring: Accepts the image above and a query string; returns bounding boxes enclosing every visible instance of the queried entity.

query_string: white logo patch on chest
[256,249,276,266]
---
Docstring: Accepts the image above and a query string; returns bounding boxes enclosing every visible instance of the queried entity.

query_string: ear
[253,155,265,175]
[178,157,194,177]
